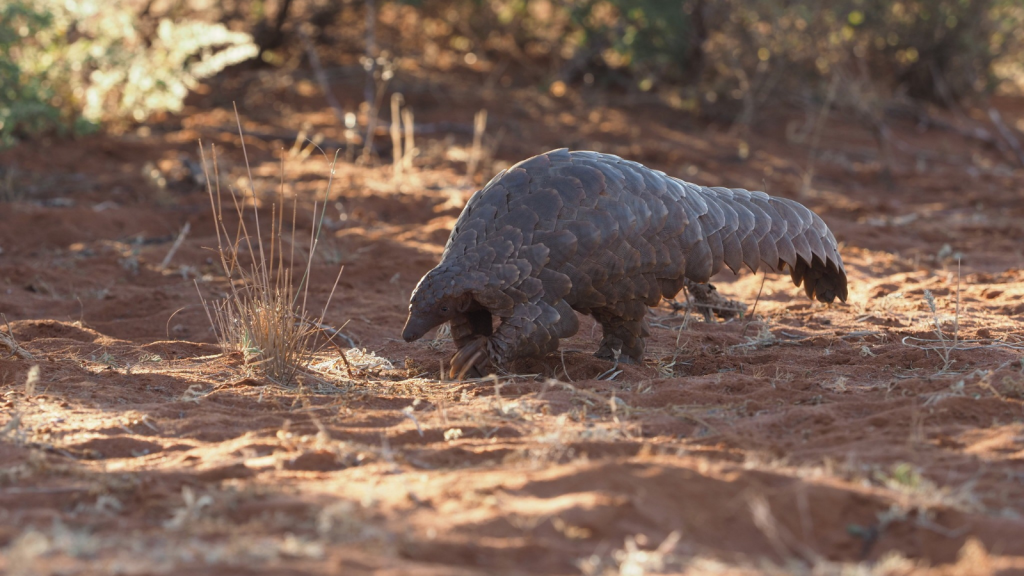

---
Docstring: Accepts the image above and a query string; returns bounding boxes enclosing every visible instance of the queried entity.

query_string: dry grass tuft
[197,115,343,385]
[729,321,777,353]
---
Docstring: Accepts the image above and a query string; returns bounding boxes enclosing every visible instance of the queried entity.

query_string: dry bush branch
[299,25,347,125]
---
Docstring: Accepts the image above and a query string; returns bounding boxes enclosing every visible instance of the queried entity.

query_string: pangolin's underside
[403,149,847,378]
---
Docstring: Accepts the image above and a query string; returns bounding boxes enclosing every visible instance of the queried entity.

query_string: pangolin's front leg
[449,299,578,380]
[449,308,492,348]
[447,309,492,380]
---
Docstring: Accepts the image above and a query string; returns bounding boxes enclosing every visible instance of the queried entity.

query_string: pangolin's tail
[676,183,848,303]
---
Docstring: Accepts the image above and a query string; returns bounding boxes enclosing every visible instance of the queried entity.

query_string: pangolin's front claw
[449,336,490,380]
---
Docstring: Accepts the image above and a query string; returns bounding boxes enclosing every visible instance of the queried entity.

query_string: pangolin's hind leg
[592,300,650,364]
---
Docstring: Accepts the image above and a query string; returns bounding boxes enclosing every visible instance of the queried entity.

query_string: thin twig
[402,107,415,170]
[954,258,960,351]
[466,109,488,180]
[559,349,574,383]
[308,319,356,348]
[158,221,191,270]
[390,93,404,180]
[988,107,1024,167]
[740,271,767,339]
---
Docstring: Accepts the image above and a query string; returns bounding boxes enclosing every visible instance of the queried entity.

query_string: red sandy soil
[2,63,1024,575]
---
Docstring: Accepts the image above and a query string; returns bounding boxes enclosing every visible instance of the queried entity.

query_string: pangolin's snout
[402,314,433,342]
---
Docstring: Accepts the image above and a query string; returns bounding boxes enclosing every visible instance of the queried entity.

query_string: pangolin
[403,149,847,378]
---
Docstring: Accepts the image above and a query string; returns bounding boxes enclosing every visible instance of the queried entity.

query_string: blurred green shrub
[699,0,1024,107]
[405,0,1024,114]
[564,0,704,88]
[0,2,69,147]
[0,0,258,147]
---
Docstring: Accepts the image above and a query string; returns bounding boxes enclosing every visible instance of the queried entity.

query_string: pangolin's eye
[441,306,449,313]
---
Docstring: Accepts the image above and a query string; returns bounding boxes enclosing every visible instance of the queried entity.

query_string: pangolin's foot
[592,303,648,365]
[594,336,623,363]
[594,338,642,364]
[449,336,492,380]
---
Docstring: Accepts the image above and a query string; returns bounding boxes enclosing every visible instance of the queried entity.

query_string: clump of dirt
[2,64,1024,575]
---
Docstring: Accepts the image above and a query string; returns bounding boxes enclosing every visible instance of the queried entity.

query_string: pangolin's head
[402,266,473,342]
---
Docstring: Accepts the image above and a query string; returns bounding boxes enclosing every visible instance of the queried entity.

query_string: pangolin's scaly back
[439,149,847,312]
